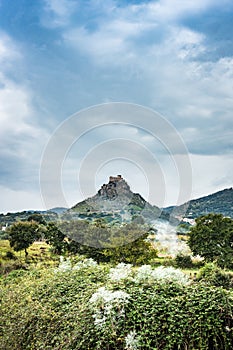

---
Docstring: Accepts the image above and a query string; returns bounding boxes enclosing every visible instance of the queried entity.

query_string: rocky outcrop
[70,175,161,222]
[97,175,131,200]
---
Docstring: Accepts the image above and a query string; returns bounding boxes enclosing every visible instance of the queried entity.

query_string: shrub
[0,259,27,276]
[5,250,17,260]
[197,262,233,289]
[1,263,233,349]
[175,254,193,268]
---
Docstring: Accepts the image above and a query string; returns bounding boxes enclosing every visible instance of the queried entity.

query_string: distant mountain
[47,207,67,214]
[0,208,67,228]
[2,183,232,229]
[69,175,161,223]
[165,187,233,220]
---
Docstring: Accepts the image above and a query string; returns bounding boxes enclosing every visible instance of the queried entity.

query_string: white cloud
[190,154,233,200]
[142,0,204,20]
[62,1,207,66]
[0,36,48,154]
[43,0,76,27]
[0,33,20,64]
[0,34,49,196]
[1,0,232,212]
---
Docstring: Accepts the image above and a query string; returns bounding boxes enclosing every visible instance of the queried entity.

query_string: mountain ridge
[165,187,233,219]
[70,175,161,223]
[1,184,233,227]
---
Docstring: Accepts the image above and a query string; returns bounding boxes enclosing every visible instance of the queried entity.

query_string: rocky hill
[165,187,233,220]
[70,175,161,223]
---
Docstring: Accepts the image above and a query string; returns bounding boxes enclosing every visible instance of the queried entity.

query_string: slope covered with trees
[166,188,233,219]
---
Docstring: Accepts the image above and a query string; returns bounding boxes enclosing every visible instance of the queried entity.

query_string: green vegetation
[197,262,233,289]
[0,210,59,229]
[169,187,233,219]
[1,209,233,349]
[48,220,157,264]
[1,261,233,350]
[7,221,41,257]
[0,240,58,274]
[188,214,233,268]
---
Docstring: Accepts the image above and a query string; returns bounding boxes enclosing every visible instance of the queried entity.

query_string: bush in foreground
[1,261,233,350]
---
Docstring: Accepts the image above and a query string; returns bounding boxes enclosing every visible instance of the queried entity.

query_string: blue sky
[0,0,233,212]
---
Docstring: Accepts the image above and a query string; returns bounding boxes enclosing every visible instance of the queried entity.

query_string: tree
[58,220,110,262]
[103,222,157,265]
[45,222,68,255]
[7,221,40,256]
[27,213,46,225]
[45,219,157,264]
[188,214,233,268]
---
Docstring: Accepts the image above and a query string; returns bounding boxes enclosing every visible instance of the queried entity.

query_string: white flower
[89,286,130,328]
[152,266,190,285]
[90,287,130,305]
[55,256,72,272]
[109,263,132,282]
[73,258,97,270]
[133,265,190,285]
[92,310,106,327]
[125,330,140,350]
[133,265,153,283]
[55,257,98,272]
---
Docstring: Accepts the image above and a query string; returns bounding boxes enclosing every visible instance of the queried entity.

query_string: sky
[0,0,233,213]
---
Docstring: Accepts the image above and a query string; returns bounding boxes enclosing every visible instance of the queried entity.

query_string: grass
[0,240,59,275]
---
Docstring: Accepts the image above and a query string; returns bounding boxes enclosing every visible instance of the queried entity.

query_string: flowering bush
[125,330,140,350]
[133,265,190,285]
[55,256,72,271]
[55,256,98,272]
[133,264,153,283]
[73,257,97,270]
[151,266,190,285]
[109,263,132,282]
[89,286,130,328]
[1,262,233,349]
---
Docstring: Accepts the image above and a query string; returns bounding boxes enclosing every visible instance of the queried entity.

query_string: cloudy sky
[0,0,233,213]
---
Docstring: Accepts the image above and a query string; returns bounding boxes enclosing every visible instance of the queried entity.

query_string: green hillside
[167,188,233,219]
[70,175,161,223]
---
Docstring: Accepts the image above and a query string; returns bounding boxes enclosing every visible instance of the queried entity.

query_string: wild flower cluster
[107,263,190,285]
[55,256,97,272]
[125,330,140,350]
[89,264,189,331]
[55,256,72,272]
[73,257,97,270]
[109,263,132,282]
[89,286,130,328]
[133,265,190,285]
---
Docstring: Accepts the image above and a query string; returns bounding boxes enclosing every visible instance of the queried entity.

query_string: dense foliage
[168,188,233,219]
[188,214,233,268]
[1,261,233,350]
[7,221,41,256]
[46,220,157,264]
[4,217,157,265]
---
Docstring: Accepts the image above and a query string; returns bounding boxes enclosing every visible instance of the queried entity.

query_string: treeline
[6,217,157,265]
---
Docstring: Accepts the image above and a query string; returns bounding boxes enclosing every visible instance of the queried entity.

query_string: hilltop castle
[98,175,130,200]
[109,175,122,182]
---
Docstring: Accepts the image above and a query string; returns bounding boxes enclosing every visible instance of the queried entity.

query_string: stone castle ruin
[98,175,131,200]
[109,175,122,182]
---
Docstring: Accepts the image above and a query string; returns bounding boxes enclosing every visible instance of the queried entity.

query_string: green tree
[49,220,156,264]
[188,213,233,268]
[103,222,157,265]
[7,221,40,256]
[45,222,68,255]
[58,220,110,262]
[27,213,46,225]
